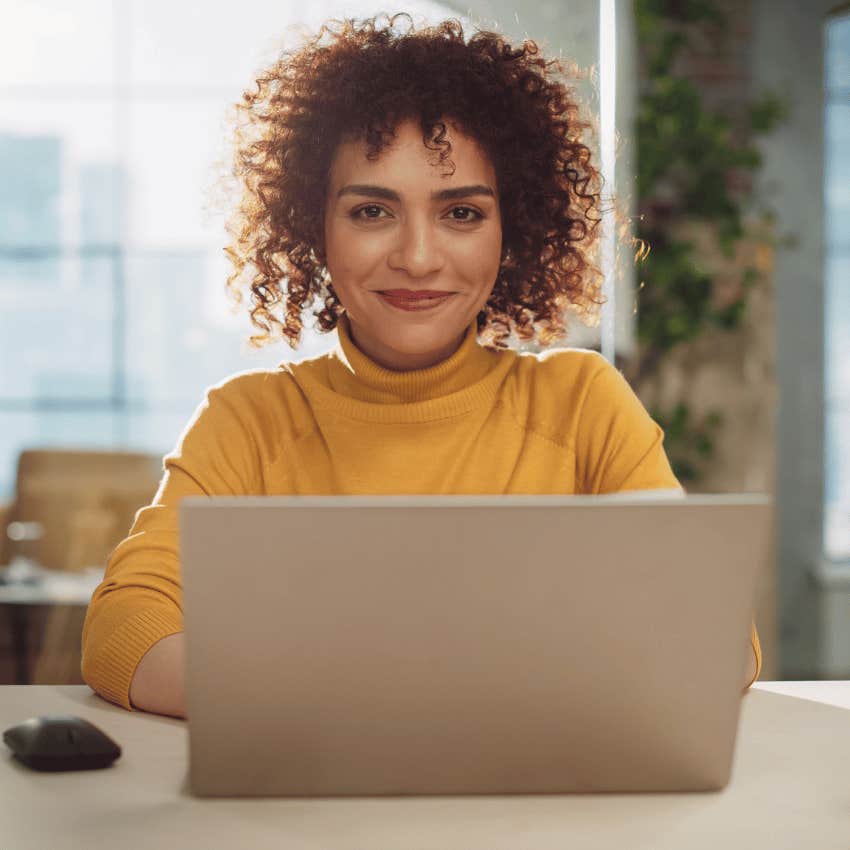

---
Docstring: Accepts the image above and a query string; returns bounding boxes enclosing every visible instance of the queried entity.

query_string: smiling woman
[80,13,761,720]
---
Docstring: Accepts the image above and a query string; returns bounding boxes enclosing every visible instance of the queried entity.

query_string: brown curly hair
[221,12,605,351]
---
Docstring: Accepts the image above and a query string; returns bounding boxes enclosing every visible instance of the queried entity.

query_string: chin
[383,328,452,351]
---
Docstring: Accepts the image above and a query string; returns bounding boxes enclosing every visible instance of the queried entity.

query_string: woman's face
[323,119,502,371]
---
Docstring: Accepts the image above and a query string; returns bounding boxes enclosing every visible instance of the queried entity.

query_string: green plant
[650,403,724,484]
[623,0,789,485]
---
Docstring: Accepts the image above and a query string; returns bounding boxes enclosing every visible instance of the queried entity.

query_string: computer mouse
[3,714,121,771]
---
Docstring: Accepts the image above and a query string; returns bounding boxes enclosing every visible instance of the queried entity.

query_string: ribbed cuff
[85,608,184,711]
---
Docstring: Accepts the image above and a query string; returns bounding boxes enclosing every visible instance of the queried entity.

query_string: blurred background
[0,0,847,685]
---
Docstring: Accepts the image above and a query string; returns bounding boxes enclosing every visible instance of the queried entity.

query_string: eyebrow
[336,183,496,202]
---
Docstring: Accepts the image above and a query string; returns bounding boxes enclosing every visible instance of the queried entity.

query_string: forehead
[327,119,497,192]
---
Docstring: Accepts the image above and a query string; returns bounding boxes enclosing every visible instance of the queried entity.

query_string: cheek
[326,225,384,282]
[454,232,502,285]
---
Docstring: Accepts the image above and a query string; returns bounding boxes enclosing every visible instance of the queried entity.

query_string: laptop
[178,493,771,797]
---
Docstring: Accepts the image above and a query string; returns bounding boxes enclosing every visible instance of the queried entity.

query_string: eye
[447,206,484,223]
[351,204,390,221]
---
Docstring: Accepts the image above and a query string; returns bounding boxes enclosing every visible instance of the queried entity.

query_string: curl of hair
[219,12,605,351]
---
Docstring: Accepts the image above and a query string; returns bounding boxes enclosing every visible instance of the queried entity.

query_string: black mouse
[3,715,121,771]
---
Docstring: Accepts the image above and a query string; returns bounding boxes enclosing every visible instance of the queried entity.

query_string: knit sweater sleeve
[574,353,681,495]
[81,379,264,711]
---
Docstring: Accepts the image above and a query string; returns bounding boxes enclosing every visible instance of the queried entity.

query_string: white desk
[752,679,850,709]
[0,683,848,850]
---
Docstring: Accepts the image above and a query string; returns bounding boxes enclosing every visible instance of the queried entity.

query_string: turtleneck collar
[285,310,517,423]
[326,311,496,403]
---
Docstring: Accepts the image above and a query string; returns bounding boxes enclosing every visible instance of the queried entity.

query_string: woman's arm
[82,376,267,713]
[129,632,187,719]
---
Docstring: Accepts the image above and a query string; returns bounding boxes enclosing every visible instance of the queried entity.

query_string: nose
[387,214,445,278]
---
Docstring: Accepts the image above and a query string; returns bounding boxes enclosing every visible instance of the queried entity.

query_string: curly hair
[220,12,605,351]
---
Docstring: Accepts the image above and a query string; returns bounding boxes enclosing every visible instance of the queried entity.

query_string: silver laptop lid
[180,493,771,797]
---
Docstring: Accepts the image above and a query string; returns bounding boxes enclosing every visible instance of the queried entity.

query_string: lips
[379,290,455,300]
[378,291,456,312]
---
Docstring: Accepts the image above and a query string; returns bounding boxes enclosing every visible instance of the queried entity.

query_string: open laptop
[178,493,771,797]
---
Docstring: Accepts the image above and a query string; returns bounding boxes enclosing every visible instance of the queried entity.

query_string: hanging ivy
[624,0,789,485]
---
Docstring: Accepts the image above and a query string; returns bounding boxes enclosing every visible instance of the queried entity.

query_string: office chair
[0,448,161,684]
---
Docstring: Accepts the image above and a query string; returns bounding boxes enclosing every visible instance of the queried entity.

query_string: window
[0,0,460,499]
[824,8,850,561]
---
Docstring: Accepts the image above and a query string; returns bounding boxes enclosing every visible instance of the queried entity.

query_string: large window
[824,9,850,561]
[0,0,458,499]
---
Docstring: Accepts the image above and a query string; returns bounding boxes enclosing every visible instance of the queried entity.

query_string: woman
[81,14,761,719]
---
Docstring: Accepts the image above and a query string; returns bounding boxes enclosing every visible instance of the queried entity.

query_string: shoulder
[192,367,292,422]
[522,346,610,389]
[207,366,294,405]
[528,347,645,411]
[205,363,316,416]
[507,346,612,418]
[160,368,295,495]
[506,346,679,493]
[178,366,309,461]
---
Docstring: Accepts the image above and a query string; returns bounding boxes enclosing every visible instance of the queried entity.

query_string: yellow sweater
[81,311,761,710]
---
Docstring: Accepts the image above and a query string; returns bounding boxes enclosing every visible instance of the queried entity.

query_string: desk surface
[752,679,850,709]
[0,683,848,850]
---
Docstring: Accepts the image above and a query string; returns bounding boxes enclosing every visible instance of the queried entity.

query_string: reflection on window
[824,10,850,561]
